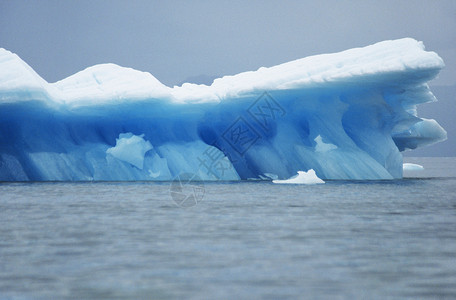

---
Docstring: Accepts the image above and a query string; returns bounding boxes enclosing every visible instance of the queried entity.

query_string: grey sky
[0,0,455,155]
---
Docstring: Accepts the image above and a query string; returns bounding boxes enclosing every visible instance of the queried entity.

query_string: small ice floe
[403,163,424,171]
[272,169,325,184]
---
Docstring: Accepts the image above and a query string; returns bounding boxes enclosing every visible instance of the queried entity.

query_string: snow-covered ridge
[0,49,52,101]
[0,38,444,104]
[53,64,171,104]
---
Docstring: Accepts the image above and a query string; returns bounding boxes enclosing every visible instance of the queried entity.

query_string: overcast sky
[0,0,455,155]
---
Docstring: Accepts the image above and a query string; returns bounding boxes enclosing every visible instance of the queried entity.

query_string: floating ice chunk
[314,135,338,153]
[403,163,424,171]
[273,169,325,184]
[106,133,152,169]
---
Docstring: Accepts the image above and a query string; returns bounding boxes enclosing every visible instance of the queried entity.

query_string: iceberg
[0,38,447,181]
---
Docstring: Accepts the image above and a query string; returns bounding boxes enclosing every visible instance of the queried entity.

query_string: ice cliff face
[0,38,447,181]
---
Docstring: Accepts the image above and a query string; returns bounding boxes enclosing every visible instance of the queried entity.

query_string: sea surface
[1,157,455,299]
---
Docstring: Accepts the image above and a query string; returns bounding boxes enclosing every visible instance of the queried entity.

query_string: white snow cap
[0,38,444,105]
[0,48,51,101]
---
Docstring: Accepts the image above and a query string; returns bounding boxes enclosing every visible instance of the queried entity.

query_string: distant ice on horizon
[403,163,425,171]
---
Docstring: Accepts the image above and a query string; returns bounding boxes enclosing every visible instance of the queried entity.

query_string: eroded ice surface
[106,133,153,170]
[0,38,447,181]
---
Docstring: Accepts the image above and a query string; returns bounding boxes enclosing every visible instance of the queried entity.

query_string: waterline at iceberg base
[0,38,447,181]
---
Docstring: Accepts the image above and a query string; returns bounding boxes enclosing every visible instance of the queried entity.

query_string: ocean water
[0,157,455,299]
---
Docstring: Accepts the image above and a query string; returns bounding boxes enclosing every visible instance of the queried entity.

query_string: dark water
[1,158,455,299]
